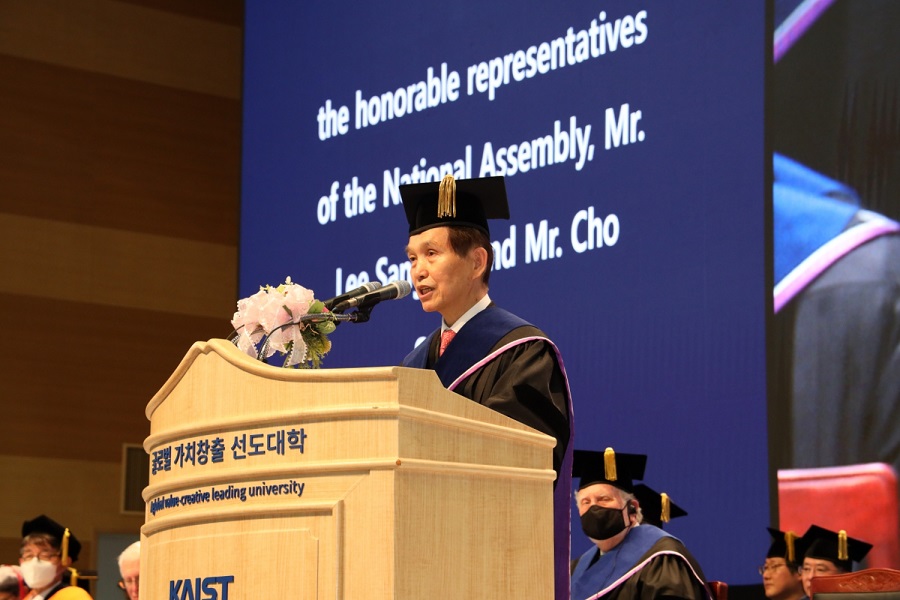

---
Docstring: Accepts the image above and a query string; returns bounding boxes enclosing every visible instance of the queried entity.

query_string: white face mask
[20,557,59,590]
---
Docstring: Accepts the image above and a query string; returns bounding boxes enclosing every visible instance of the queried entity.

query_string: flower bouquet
[230,277,336,368]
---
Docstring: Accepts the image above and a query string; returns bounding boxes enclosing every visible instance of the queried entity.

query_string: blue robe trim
[400,306,531,383]
[774,153,858,285]
[773,154,900,311]
[571,525,709,600]
[572,526,670,599]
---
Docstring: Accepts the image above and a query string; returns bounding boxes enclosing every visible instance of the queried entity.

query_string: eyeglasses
[758,562,788,575]
[118,577,139,589]
[20,551,60,561]
[800,566,839,576]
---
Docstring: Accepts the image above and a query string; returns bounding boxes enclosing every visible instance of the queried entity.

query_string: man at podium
[399,174,574,599]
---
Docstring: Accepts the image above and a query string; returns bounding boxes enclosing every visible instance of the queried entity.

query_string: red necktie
[439,329,456,356]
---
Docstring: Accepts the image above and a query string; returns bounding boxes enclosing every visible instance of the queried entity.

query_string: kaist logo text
[169,575,234,600]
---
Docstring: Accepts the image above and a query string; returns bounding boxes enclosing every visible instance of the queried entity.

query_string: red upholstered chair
[778,463,900,568]
[708,580,728,600]
[810,567,900,597]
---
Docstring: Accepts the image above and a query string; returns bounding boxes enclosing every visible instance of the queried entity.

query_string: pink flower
[268,326,308,365]
[231,288,271,357]
[283,284,314,320]
[229,278,330,368]
[257,293,291,334]
[231,288,268,331]
[234,327,264,356]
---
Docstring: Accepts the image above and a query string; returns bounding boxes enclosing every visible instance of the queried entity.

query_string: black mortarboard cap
[767,527,804,565]
[400,174,509,236]
[801,525,872,570]
[633,484,687,528]
[21,514,81,561]
[572,448,647,492]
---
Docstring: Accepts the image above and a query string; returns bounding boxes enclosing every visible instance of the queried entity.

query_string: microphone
[332,280,412,312]
[322,281,382,311]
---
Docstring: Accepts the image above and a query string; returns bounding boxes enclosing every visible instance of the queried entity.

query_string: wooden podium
[142,339,557,599]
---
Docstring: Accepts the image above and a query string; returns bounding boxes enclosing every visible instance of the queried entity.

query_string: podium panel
[143,339,556,599]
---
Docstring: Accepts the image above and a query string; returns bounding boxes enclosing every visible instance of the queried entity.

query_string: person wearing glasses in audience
[798,525,872,599]
[18,515,92,599]
[761,528,805,600]
[116,542,139,600]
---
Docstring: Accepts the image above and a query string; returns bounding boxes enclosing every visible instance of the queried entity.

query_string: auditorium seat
[810,567,900,598]
[708,580,728,600]
[778,463,900,568]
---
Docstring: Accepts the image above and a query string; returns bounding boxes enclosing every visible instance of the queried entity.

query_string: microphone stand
[254,309,374,362]
[332,304,375,324]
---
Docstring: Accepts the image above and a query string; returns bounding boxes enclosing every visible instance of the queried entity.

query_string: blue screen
[241,2,768,584]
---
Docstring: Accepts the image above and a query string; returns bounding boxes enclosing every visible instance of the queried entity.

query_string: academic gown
[42,581,94,600]
[402,305,574,600]
[570,525,711,600]
[771,154,900,487]
[775,230,900,473]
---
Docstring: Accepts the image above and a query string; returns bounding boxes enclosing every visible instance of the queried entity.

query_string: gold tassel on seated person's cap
[838,530,849,561]
[437,174,456,218]
[62,528,70,563]
[603,447,617,481]
[69,567,78,587]
[660,493,671,523]
[785,531,797,563]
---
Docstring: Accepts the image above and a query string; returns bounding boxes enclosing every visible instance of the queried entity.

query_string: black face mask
[580,504,630,540]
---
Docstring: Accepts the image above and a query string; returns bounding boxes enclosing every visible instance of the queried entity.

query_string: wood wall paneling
[0,455,145,570]
[0,0,242,98]
[0,55,241,246]
[0,214,237,318]
[115,0,243,27]
[0,292,228,462]
[0,0,242,562]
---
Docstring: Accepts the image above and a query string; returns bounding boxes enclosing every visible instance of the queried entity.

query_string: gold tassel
[437,174,456,218]
[785,531,797,563]
[69,568,78,587]
[604,447,617,481]
[838,530,848,561]
[62,528,70,563]
[660,493,671,523]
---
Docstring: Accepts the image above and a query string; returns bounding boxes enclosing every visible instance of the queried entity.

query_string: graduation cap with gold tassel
[633,484,688,528]
[61,529,78,587]
[62,528,70,563]
[60,528,97,589]
[400,174,509,236]
[603,447,617,482]
[437,174,456,219]
[21,515,96,593]
[801,524,872,571]
[21,515,82,562]
[572,447,647,492]
[766,527,804,566]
